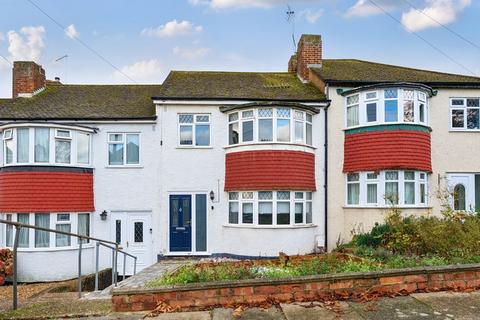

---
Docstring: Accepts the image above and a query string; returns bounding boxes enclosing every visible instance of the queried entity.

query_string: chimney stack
[12,61,46,98]
[290,34,322,82]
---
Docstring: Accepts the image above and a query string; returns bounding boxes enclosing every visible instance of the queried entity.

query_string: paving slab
[151,311,212,319]
[411,292,480,320]
[348,296,444,320]
[281,301,360,320]
[212,307,286,320]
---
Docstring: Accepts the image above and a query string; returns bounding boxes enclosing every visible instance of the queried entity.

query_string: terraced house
[1,34,480,281]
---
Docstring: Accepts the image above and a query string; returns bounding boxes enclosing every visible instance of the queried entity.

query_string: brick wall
[112,264,480,312]
[296,34,322,82]
[12,61,46,98]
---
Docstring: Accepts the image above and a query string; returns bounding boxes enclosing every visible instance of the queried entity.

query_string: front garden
[148,207,480,287]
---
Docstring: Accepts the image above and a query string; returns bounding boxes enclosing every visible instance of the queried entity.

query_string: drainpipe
[324,103,329,252]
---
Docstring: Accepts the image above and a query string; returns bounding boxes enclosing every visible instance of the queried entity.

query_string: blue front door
[169,195,192,252]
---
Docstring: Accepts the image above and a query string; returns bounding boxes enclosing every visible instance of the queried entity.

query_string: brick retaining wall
[112,264,480,312]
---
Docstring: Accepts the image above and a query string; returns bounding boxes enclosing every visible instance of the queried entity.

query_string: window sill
[105,165,143,169]
[449,129,480,132]
[175,146,214,149]
[2,163,93,168]
[6,243,95,252]
[224,142,316,150]
[223,223,317,229]
[344,122,431,131]
[343,205,432,209]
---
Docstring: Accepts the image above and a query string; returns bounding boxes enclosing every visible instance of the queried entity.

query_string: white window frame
[345,88,430,129]
[449,98,480,131]
[107,132,141,167]
[1,213,91,250]
[54,129,72,164]
[177,114,212,148]
[226,191,314,227]
[345,171,428,208]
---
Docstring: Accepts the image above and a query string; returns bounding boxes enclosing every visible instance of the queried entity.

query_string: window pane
[179,126,193,145]
[5,139,13,164]
[384,89,398,99]
[386,171,399,180]
[277,191,290,200]
[195,125,210,146]
[366,103,377,122]
[367,184,377,204]
[229,192,239,200]
[258,119,273,142]
[242,110,254,118]
[295,203,303,223]
[55,140,71,163]
[108,143,124,165]
[258,108,273,117]
[126,134,140,163]
[454,184,466,210]
[196,115,210,122]
[17,128,29,163]
[306,123,312,145]
[259,202,273,225]
[277,119,290,142]
[229,113,238,122]
[242,120,253,142]
[467,109,480,129]
[306,202,312,224]
[347,183,360,205]
[404,171,415,180]
[229,202,239,224]
[35,128,50,163]
[347,105,359,127]
[17,213,29,248]
[420,183,426,204]
[385,182,399,205]
[258,191,273,200]
[277,108,291,118]
[242,192,254,199]
[56,224,71,247]
[405,182,415,205]
[452,110,465,128]
[419,103,425,123]
[403,100,414,122]
[77,133,90,164]
[242,203,253,224]
[109,133,123,142]
[35,214,50,248]
[366,92,377,100]
[385,100,398,122]
[6,214,12,247]
[56,130,71,138]
[229,122,239,145]
[295,121,304,142]
[115,220,121,243]
[347,173,360,181]
[179,114,193,123]
[78,213,90,244]
[467,98,479,107]
[347,94,359,105]
[277,202,290,225]
[134,222,143,242]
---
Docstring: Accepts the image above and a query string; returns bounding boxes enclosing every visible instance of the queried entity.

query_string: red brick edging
[112,263,480,312]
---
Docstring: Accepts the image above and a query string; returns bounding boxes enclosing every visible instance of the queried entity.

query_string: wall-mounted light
[209,190,215,201]
[100,210,108,221]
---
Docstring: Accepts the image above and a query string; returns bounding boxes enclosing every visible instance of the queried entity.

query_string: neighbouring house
[1,34,480,282]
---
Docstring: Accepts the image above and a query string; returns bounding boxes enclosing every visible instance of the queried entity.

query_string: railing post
[134,257,137,275]
[111,250,115,285]
[114,244,119,286]
[123,254,126,281]
[12,226,20,310]
[95,241,100,291]
[78,239,83,298]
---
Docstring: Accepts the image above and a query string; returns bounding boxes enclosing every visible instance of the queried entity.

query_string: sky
[0,0,479,98]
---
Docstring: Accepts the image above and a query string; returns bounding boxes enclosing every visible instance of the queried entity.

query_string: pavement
[83,291,480,320]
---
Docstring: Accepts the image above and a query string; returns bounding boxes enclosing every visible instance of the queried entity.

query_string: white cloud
[141,20,203,38]
[114,59,162,82]
[7,26,45,62]
[0,32,4,41]
[188,0,210,5]
[401,0,471,32]
[65,24,79,39]
[346,0,400,17]
[299,9,324,23]
[190,0,323,9]
[173,46,211,60]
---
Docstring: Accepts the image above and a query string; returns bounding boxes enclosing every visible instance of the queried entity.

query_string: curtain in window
[294,121,303,142]
[347,106,359,127]
[306,202,312,224]
[77,133,90,164]
[258,202,272,225]
[35,214,50,248]
[126,134,140,164]
[78,213,90,244]
[179,126,193,145]
[17,214,29,248]
[5,215,12,247]
[277,202,290,225]
[367,184,377,204]
[347,183,360,204]
[385,182,399,205]
[306,123,312,145]
[55,140,71,163]
[454,184,466,210]
[242,203,253,224]
[295,203,303,223]
[5,140,13,164]
[229,202,239,224]
[56,224,71,247]
[17,128,29,163]
[405,182,415,204]
[34,128,50,162]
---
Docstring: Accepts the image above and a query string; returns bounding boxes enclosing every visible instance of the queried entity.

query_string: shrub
[0,248,13,286]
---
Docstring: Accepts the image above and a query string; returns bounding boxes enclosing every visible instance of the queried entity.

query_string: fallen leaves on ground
[144,301,178,317]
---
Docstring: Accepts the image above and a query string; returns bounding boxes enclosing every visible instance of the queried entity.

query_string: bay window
[17,128,29,163]
[228,107,314,146]
[384,89,398,122]
[228,191,314,227]
[450,98,480,130]
[108,133,140,166]
[35,128,50,163]
[55,129,71,164]
[178,114,211,147]
[345,171,428,207]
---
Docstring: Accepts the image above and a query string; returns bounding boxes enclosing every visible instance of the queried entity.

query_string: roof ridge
[169,70,292,75]
[323,58,480,80]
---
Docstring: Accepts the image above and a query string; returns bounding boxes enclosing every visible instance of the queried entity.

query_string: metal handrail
[0,218,137,310]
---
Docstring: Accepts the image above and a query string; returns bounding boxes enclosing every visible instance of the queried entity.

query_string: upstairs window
[450,98,480,130]
[3,129,13,164]
[346,95,359,127]
[228,107,314,146]
[108,133,140,166]
[55,129,72,164]
[178,114,211,147]
[384,89,398,122]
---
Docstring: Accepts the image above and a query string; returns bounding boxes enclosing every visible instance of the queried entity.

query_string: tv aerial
[286,4,296,51]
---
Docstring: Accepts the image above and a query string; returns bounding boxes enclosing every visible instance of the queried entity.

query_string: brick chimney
[12,61,46,98]
[292,34,322,82]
